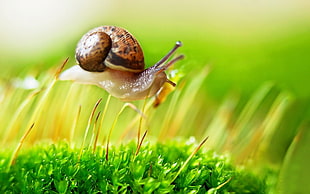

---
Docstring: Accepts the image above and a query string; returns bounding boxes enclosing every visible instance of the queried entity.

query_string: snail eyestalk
[154,41,183,68]
[156,54,185,74]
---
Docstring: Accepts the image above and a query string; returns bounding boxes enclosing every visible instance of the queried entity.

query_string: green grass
[0,57,307,192]
[0,141,265,193]
[1,9,310,192]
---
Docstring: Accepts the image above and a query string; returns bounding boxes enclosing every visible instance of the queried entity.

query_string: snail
[59,26,183,102]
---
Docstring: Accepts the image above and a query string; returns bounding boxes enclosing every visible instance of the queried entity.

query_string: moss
[0,141,265,193]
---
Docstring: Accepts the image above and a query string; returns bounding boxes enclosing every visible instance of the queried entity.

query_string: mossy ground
[0,141,265,193]
[1,5,309,191]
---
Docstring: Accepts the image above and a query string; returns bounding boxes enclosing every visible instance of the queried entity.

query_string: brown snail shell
[75,26,145,73]
[60,25,184,103]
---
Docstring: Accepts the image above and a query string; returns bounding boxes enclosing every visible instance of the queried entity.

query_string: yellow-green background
[1,0,310,101]
[1,2,310,192]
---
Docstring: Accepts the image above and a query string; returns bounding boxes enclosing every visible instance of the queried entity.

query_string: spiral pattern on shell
[75,26,145,72]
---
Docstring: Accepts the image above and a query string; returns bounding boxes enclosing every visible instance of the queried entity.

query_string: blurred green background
[1,0,310,102]
[1,1,310,192]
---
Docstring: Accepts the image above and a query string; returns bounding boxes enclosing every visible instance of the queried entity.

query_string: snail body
[59,26,183,101]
